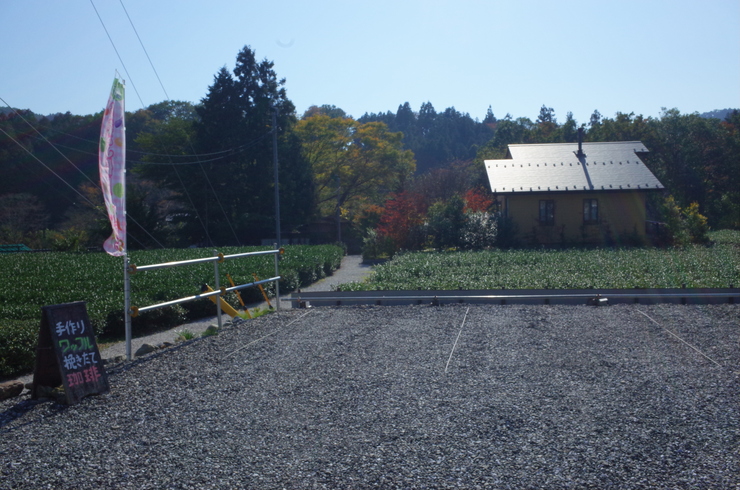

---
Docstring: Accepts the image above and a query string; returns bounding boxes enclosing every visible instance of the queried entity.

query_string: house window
[539,200,555,225]
[583,199,599,224]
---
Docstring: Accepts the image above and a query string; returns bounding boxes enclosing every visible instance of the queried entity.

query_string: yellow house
[484,138,664,245]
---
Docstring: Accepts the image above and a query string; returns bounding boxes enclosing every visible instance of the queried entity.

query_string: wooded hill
[1,46,738,251]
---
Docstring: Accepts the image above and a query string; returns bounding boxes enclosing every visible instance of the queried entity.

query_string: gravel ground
[1,303,738,489]
[55,255,374,366]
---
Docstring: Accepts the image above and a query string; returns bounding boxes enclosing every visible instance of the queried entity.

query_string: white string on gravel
[223,310,313,359]
[637,309,722,368]
[445,307,470,374]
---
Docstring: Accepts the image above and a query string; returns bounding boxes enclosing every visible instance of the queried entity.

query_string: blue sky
[2,0,738,125]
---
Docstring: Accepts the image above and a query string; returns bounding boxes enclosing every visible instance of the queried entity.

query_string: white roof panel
[485,141,664,194]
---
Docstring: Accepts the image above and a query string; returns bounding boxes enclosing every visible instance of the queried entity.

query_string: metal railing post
[214,250,223,330]
[124,255,132,361]
[274,243,280,312]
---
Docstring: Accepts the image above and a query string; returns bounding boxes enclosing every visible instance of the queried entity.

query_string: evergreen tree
[561,112,579,143]
[483,106,496,125]
[186,46,313,245]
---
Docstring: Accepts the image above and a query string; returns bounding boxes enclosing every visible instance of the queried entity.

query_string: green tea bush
[102,304,188,338]
[0,320,38,378]
[0,244,344,378]
[710,229,740,245]
[342,243,740,291]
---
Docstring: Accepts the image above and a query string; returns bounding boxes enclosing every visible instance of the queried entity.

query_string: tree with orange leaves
[376,191,427,251]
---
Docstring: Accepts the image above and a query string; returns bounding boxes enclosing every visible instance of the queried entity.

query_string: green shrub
[714,193,740,229]
[251,307,273,319]
[461,211,498,250]
[0,320,38,378]
[426,196,466,250]
[684,202,710,244]
[661,196,710,246]
[662,195,691,246]
[174,329,195,341]
[49,228,89,252]
[362,228,395,261]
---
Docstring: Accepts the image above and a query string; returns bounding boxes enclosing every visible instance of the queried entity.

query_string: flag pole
[124,253,131,359]
[120,78,132,361]
[98,74,131,360]
[124,225,131,359]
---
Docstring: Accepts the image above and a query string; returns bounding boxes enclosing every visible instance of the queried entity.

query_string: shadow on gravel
[103,337,201,378]
[0,337,205,432]
[0,399,67,433]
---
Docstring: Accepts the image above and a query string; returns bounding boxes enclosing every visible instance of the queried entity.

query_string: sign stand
[32,302,109,405]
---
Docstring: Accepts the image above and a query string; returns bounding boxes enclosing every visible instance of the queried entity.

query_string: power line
[0,98,167,249]
[0,125,148,250]
[1,97,97,186]
[0,127,97,208]
[118,0,170,101]
[91,0,213,245]
[96,0,242,246]
[48,131,272,165]
[28,124,250,159]
[88,0,146,111]
[131,133,270,164]
[50,141,236,165]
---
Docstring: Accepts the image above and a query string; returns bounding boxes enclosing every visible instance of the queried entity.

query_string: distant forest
[1,46,738,250]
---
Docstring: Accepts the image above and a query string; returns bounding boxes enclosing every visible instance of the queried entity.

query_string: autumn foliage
[376,191,427,250]
[463,188,494,213]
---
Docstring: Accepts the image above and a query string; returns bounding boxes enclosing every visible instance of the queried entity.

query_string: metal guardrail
[129,248,283,316]
[121,248,283,359]
[131,276,281,316]
[291,288,739,307]
[128,249,281,274]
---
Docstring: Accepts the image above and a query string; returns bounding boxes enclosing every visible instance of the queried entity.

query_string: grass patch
[250,307,274,319]
[174,329,196,342]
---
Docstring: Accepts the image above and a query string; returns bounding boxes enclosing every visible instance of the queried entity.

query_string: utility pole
[272,106,281,246]
[336,174,341,243]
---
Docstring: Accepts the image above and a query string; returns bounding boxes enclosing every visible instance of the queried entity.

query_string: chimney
[576,127,585,158]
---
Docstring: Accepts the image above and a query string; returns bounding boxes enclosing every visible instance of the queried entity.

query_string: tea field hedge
[341,239,740,291]
[0,245,343,378]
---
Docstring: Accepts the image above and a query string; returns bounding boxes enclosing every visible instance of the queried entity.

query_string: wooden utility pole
[272,106,281,246]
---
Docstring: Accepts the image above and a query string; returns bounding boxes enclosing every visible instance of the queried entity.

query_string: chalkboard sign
[32,302,109,405]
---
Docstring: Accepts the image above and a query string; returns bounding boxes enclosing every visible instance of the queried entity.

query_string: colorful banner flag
[99,78,126,256]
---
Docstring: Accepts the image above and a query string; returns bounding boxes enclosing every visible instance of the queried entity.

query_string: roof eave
[490,186,664,195]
